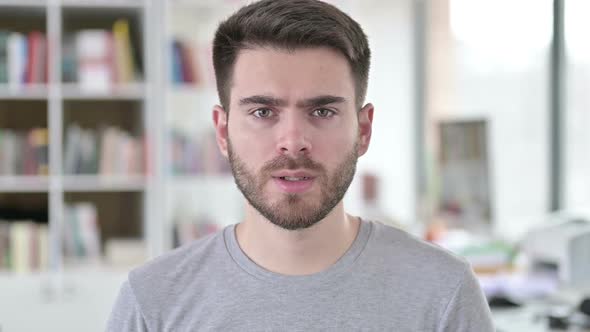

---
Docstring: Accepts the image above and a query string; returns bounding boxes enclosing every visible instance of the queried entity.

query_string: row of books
[0,128,48,176]
[171,38,203,86]
[170,129,230,175]
[0,30,47,86]
[63,203,100,261]
[173,221,219,248]
[64,124,144,175]
[62,19,140,91]
[0,221,49,273]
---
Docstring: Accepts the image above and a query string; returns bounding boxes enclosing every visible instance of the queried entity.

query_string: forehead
[230,47,355,105]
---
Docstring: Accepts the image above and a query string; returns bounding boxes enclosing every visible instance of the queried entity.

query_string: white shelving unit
[160,0,245,251]
[0,1,159,331]
[0,0,158,278]
[0,176,50,192]
[60,82,146,100]
[0,83,49,99]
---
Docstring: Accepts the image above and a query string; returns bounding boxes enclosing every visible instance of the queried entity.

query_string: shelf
[61,83,146,100]
[62,175,146,192]
[0,176,49,192]
[165,0,238,14]
[170,174,233,180]
[168,174,235,188]
[0,0,46,8]
[59,0,145,9]
[167,85,217,97]
[0,84,147,100]
[0,84,48,100]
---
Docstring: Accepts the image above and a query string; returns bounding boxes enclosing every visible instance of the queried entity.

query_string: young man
[108,0,494,330]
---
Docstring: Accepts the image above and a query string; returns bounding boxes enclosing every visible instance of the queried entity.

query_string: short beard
[228,139,359,231]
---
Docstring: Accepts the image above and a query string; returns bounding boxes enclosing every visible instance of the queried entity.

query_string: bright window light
[565,0,590,64]
[451,0,552,69]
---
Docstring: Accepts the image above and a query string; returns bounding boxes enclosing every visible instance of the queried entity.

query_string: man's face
[213,47,373,230]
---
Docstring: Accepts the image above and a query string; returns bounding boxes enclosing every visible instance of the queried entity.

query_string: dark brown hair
[212,0,371,110]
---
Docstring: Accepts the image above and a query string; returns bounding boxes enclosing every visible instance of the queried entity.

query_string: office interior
[0,0,588,331]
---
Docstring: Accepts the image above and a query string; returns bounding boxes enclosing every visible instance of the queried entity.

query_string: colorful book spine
[61,19,140,88]
[7,32,27,88]
[63,203,100,261]
[0,128,49,176]
[64,124,144,175]
[171,38,202,86]
[112,19,136,84]
[0,221,49,273]
[169,129,230,175]
[0,31,8,83]
[25,31,47,84]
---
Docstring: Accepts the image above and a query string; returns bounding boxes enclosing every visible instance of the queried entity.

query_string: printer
[521,211,590,286]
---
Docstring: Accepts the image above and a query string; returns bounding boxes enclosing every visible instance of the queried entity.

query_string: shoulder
[125,228,229,317]
[363,220,491,327]
[366,220,472,286]
[130,229,224,281]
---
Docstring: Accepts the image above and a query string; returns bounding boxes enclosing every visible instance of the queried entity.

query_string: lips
[271,170,316,193]
[271,170,316,180]
[279,176,312,181]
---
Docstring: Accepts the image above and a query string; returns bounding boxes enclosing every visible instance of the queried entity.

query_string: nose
[276,115,312,157]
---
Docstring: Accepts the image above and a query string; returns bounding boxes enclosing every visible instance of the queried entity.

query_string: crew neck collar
[224,218,373,286]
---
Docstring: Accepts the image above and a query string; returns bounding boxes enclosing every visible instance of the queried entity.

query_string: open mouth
[278,176,312,181]
[273,176,315,193]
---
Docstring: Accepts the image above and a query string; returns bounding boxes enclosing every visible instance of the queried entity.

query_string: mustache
[261,154,325,174]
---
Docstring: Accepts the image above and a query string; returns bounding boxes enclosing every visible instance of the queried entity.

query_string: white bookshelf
[60,82,146,100]
[0,176,50,192]
[61,175,146,192]
[160,0,245,251]
[0,84,48,99]
[59,0,145,9]
[0,0,46,8]
[0,0,157,282]
[0,0,250,275]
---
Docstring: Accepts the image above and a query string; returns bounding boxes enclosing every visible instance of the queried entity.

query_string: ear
[357,103,374,157]
[212,105,229,158]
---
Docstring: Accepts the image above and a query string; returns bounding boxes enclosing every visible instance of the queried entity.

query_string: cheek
[311,131,357,164]
[228,120,275,160]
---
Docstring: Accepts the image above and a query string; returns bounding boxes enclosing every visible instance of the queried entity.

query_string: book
[169,129,230,175]
[64,124,144,175]
[0,31,8,83]
[0,221,49,272]
[0,128,48,176]
[10,221,33,273]
[37,225,48,271]
[173,220,219,248]
[7,32,27,88]
[171,39,202,86]
[75,30,113,91]
[171,40,183,84]
[63,20,141,88]
[25,31,47,84]
[62,34,77,82]
[29,128,49,175]
[63,203,100,261]
[0,221,11,269]
[112,19,136,84]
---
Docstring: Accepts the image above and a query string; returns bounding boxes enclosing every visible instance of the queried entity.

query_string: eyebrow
[239,95,287,107]
[238,95,346,108]
[296,95,346,108]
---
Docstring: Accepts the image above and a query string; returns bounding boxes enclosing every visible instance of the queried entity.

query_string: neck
[235,201,360,276]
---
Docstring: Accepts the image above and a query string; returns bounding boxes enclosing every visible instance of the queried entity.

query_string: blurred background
[0,0,589,331]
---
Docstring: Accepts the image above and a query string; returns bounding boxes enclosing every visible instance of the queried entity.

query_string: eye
[252,108,274,118]
[311,108,335,118]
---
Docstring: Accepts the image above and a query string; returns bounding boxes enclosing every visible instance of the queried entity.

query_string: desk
[492,285,590,332]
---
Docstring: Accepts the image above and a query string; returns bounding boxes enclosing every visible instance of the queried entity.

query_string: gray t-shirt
[107,219,494,331]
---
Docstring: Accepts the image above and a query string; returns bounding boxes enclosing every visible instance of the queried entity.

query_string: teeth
[282,176,308,181]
